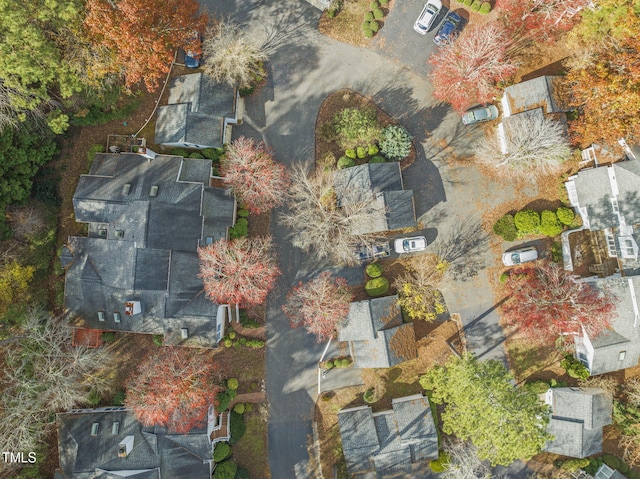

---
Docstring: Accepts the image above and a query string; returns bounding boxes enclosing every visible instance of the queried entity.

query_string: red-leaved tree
[84,0,206,91]
[283,272,354,342]
[198,236,280,307]
[220,137,291,214]
[502,263,616,343]
[125,347,220,433]
[428,22,518,113]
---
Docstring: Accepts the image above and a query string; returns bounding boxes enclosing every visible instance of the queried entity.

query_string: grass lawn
[232,405,270,479]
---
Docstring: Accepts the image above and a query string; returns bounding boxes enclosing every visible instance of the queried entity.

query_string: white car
[394,236,427,254]
[502,247,538,266]
[414,0,443,34]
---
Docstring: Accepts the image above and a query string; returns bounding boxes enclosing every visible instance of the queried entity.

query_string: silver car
[502,247,538,266]
[394,236,428,254]
[462,104,499,125]
[414,0,442,34]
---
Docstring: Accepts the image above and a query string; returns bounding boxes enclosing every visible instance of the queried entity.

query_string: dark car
[433,11,463,45]
[462,104,499,125]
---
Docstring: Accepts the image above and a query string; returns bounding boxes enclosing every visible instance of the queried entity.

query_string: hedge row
[493,206,576,241]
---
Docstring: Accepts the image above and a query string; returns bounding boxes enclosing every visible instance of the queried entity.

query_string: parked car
[414,0,443,34]
[354,242,391,261]
[394,236,428,254]
[462,104,499,125]
[184,32,202,68]
[502,247,538,266]
[433,11,463,45]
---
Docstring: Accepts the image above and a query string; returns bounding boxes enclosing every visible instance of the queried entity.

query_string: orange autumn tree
[125,348,220,433]
[84,0,206,92]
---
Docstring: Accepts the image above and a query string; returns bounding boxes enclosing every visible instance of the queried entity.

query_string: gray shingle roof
[155,73,235,148]
[337,296,417,368]
[56,409,212,479]
[503,76,565,115]
[544,388,612,458]
[338,395,438,478]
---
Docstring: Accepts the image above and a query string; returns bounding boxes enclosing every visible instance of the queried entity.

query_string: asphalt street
[200,0,541,477]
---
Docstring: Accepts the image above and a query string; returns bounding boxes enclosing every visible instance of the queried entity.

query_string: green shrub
[540,210,563,237]
[364,11,374,21]
[213,442,231,462]
[379,0,388,4]
[366,262,383,278]
[223,338,233,347]
[229,218,248,239]
[470,0,482,11]
[227,331,236,340]
[430,451,450,472]
[373,8,384,19]
[233,403,245,414]
[341,358,351,367]
[523,380,550,394]
[202,148,225,161]
[556,206,575,225]
[338,157,356,169]
[551,242,563,263]
[561,458,591,472]
[356,146,367,158]
[363,388,376,403]
[101,332,117,343]
[514,210,540,235]
[365,277,389,297]
[379,125,412,160]
[499,272,509,283]
[463,0,473,5]
[370,1,379,8]
[188,152,205,159]
[493,214,518,241]
[152,334,164,346]
[345,149,357,159]
[603,455,622,470]
[246,339,265,348]
[229,411,246,444]
[332,108,381,149]
[325,359,334,369]
[87,390,102,406]
[560,355,590,379]
[213,459,237,479]
[327,7,337,17]
[361,20,371,30]
[235,467,250,479]
[620,462,631,474]
[112,390,126,406]
[87,144,105,163]
[369,20,379,32]
[239,310,260,328]
[218,390,233,411]
[237,209,250,218]
[363,27,374,38]
[227,378,239,390]
[369,155,386,163]
[479,1,491,13]
[238,337,247,346]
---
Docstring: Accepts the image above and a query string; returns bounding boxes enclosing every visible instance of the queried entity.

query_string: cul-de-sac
[1,1,640,478]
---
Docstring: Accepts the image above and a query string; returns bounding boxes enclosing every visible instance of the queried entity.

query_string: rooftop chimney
[124,301,141,316]
[118,436,134,458]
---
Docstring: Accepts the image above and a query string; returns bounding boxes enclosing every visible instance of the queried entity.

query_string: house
[575,276,640,375]
[595,464,628,479]
[337,295,417,368]
[338,394,438,478]
[333,162,417,235]
[543,387,612,458]
[61,152,236,348]
[155,73,239,150]
[54,405,229,478]
[497,75,569,154]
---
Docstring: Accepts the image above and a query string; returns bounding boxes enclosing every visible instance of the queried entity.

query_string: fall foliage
[394,255,449,322]
[198,236,280,308]
[283,272,353,342]
[502,263,616,343]
[125,347,220,433]
[84,0,206,92]
[428,22,518,113]
[221,137,290,214]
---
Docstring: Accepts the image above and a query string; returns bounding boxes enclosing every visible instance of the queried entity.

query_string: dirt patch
[318,0,391,48]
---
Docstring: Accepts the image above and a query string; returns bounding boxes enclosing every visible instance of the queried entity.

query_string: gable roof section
[503,76,564,115]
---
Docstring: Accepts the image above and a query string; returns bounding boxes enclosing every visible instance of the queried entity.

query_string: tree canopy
[420,354,551,466]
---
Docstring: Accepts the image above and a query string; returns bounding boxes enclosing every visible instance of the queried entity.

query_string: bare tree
[476,113,572,178]
[0,310,112,455]
[0,81,48,132]
[201,21,267,87]
[278,165,386,265]
[6,205,47,239]
[441,439,491,479]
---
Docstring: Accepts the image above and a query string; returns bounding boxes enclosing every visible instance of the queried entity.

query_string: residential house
[337,295,417,368]
[497,75,569,154]
[595,464,628,479]
[61,152,236,348]
[54,406,229,478]
[543,387,612,458]
[333,162,417,235]
[155,73,239,150]
[338,394,438,478]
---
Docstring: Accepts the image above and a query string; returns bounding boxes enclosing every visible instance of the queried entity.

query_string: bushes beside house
[560,355,590,380]
[494,206,579,240]
[365,277,389,296]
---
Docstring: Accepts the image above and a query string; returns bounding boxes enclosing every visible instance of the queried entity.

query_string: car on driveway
[433,11,463,45]
[462,104,499,125]
[394,236,428,253]
[414,0,442,34]
[502,247,538,266]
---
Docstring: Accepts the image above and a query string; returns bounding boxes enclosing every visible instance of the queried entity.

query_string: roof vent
[114,230,124,239]
[117,436,134,458]
[122,184,131,196]
[91,423,99,436]
[97,311,105,322]
[113,312,121,323]
[98,228,107,237]
[206,237,213,245]
[181,328,189,339]
[149,185,159,197]
[112,422,120,435]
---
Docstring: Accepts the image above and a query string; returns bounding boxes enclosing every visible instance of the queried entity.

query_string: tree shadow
[435,218,491,281]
